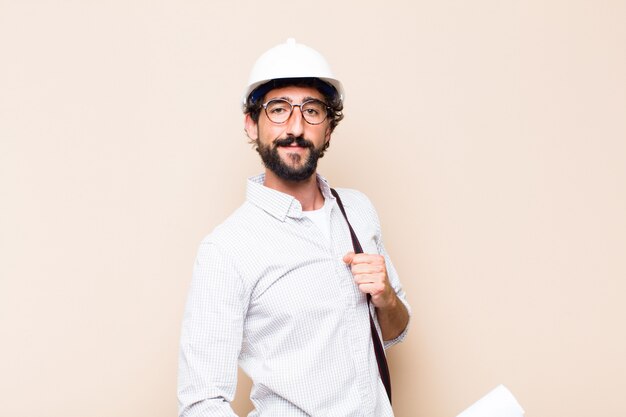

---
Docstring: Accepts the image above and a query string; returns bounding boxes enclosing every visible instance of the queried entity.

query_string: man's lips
[278,145,307,154]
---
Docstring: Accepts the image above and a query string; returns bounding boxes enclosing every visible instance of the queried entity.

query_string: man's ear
[324,127,332,144]
[244,114,258,140]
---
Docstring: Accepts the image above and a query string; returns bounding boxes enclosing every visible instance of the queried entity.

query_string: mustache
[273,136,314,148]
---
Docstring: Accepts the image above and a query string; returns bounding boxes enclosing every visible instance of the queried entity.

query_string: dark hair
[243,77,344,133]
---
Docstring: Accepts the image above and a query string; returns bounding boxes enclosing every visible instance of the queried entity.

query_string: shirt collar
[246,173,335,222]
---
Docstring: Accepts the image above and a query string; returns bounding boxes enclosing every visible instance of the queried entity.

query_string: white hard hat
[243,38,344,106]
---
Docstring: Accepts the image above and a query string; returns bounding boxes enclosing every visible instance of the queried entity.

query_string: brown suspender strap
[330,188,392,405]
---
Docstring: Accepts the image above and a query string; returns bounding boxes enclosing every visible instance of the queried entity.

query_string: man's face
[245,85,332,182]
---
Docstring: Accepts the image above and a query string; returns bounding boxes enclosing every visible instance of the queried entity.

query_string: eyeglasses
[262,99,329,125]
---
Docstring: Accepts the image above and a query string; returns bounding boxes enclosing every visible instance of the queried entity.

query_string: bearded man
[178,39,410,417]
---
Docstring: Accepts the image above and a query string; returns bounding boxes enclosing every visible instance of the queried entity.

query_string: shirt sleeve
[375,233,411,349]
[369,198,411,349]
[336,188,412,349]
[178,240,246,417]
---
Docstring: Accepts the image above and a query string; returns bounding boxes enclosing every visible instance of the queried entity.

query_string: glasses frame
[261,98,330,125]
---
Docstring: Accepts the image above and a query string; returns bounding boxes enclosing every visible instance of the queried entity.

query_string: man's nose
[285,106,305,137]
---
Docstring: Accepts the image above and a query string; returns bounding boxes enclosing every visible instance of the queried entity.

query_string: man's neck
[263,170,324,211]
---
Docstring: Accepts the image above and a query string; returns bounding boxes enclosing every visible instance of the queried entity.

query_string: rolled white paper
[456,384,525,417]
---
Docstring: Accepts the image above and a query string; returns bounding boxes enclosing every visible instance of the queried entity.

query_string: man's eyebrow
[265,96,324,103]
[266,95,293,103]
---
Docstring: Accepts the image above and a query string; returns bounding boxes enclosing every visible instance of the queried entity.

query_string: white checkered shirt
[178,174,410,417]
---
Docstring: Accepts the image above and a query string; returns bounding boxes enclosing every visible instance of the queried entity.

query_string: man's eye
[270,107,288,114]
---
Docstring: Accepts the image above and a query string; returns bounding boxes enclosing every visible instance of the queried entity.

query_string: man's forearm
[377,294,409,341]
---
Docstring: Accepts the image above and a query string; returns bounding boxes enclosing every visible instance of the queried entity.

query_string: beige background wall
[1,1,625,416]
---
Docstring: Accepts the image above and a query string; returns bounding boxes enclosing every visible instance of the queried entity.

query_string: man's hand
[343,251,410,341]
[343,252,397,309]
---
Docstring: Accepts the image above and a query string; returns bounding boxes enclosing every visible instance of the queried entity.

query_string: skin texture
[245,85,409,341]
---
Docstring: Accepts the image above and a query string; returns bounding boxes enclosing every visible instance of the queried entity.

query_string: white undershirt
[302,198,331,245]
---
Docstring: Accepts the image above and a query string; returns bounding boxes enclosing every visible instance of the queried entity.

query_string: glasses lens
[301,100,328,125]
[265,100,292,123]
[264,99,329,124]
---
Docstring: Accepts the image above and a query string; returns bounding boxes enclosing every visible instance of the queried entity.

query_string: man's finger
[356,282,386,297]
[348,253,385,266]
[343,251,356,264]
[350,263,384,275]
[353,273,379,284]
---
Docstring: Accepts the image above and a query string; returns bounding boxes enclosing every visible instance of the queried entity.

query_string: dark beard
[257,136,323,182]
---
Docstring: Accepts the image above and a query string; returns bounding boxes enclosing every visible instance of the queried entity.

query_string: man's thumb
[343,251,355,264]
